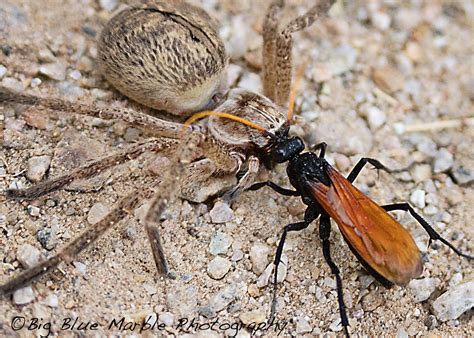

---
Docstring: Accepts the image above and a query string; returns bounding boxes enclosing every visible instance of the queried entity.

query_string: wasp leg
[382,203,473,260]
[270,207,318,319]
[247,180,299,196]
[346,157,391,183]
[319,213,350,338]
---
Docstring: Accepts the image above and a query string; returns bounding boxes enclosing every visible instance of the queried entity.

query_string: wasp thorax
[207,89,288,148]
[98,2,228,115]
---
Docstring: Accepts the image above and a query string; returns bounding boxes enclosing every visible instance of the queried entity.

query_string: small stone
[324,276,337,289]
[27,205,41,217]
[143,283,158,295]
[22,109,51,129]
[396,327,409,338]
[448,273,463,287]
[37,226,58,250]
[231,249,244,262]
[410,190,426,209]
[99,0,118,11]
[158,312,174,326]
[295,317,313,334]
[39,62,67,81]
[329,317,342,332]
[433,148,454,173]
[208,283,246,313]
[209,201,234,223]
[366,106,386,130]
[411,164,432,183]
[240,310,266,325]
[432,281,474,321]
[26,155,51,182]
[73,261,87,275]
[0,64,7,78]
[87,203,109,225]
[207,256,232,280]
[249,243,270,275]
[371,11,391,30]
[359,274,375,289]
[408,278,438,303]
[451,163,473,185]
[13,286,35,305]
[1,77,23,92]
[313,44,357,82]
[17,244,41,268]
[209,231,233,255]
[43,294,59,308]
[372,65,405,93]
[68,70,82,80]
[38,49,56,62]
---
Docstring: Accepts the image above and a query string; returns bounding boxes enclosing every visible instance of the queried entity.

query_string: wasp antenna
[287,62,306,122]
[180,111,269,138]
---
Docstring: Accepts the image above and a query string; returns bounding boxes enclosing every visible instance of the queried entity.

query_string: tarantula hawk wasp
[187,107,474,336]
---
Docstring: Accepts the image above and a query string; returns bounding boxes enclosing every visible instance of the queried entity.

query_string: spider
[0,0,335,297]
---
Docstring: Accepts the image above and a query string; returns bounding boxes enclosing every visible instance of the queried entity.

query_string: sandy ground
[0,0,473,337]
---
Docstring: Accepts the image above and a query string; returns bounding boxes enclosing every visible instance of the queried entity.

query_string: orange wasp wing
[309,166,423,285]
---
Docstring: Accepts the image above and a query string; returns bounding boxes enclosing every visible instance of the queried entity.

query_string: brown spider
[0,0,335,297]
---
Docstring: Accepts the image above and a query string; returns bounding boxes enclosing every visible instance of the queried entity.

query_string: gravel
[26,155,51,182]
[432,281,474,321]
[207,256,232,280]
[209,201,234,223]
[407,277,439,303]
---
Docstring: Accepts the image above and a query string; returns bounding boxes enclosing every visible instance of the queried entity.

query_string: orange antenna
[287,63,306,122]
[180,111,267,138]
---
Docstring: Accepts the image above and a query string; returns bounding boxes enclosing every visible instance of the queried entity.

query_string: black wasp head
[262,129,305,168]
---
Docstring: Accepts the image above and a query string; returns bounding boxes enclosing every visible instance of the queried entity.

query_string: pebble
[87,203,109,225]
[295,317,313,334]
[17,243,41,268]
[407,277,438,303]
[158,312,174,326]
[410,189,426,209]
[207,282,247,313]
[43,294,59,308]
[143,283,158,295]
[372,65,405,93]
[396,327,409,338]
[26,155,51,182]
[448,273,463,287]
[39,62,67,81]
[207,256,232,280]
[38,48,56,62]
[432,281,474,321]
[13,286,35,305]
[451,162,474,185]
[99,0,118,12]
[329,317,342,332]
[239,310,265,325]
[209,201,234,224]
[0,64,7,78]
[73,261,87,275]
[365,106,386,130]
[27,205,41,217]
[68,69,81,80]
[22,109,51,129]
[209,231,233,255]
[249,243,270,275]
[37,226,58,250]
[1,77,23,92]
[231,249,244,262]
[313,44,357,82]
[410,164,431,182]
[433,148,454,173]
[256,254,288,288]
[371,11,391,30]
